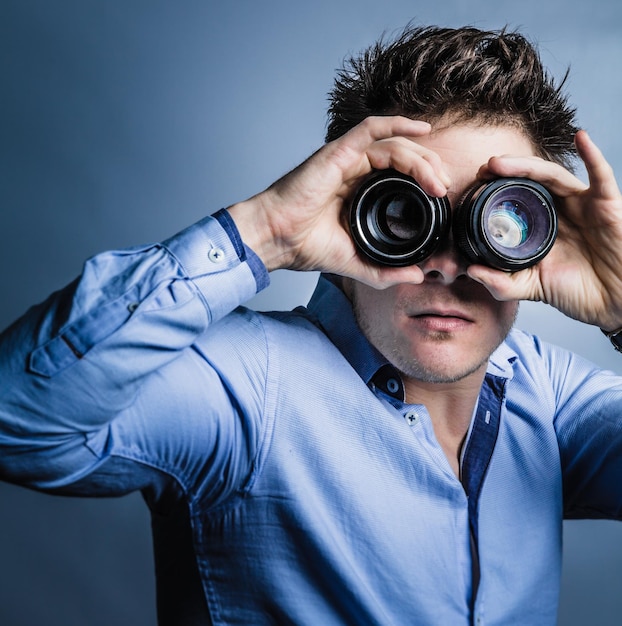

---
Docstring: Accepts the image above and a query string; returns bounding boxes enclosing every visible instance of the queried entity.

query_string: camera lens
[454,178,557,271]
[350,170,449,266]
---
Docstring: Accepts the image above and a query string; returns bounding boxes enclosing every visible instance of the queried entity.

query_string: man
[1,25,621,625]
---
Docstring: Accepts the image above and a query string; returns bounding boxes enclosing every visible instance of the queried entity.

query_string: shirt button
[386,378,400,394]
[208,247,226,263]
[405,410,419,425]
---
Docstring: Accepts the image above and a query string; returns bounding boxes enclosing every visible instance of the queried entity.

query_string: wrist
[225,196,294,273]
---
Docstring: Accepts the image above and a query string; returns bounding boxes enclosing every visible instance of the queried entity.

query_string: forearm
[0,212,268,483]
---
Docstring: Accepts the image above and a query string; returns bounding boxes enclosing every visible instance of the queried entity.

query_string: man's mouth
[410,309,474,331]
[413,307,473,320]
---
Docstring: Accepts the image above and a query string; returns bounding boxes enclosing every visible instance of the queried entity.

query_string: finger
[480,154,587,198]
[363,115,434,140]
[320,117,436,187]
[466,264,536,302]
[344,116,433,151]
[574,130,621,200]
[352,260,426,289]
[365,138,452,196]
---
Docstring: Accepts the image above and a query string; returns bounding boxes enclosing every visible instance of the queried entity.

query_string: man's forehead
[417,121,536,155]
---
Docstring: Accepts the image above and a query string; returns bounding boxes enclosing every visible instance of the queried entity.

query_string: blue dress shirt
[1,211,622,625]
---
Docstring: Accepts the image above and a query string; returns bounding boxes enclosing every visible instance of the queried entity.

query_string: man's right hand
[226,116,452,289]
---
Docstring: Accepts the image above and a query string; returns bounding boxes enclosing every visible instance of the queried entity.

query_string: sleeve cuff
[212,209,270,292]
[160,211,270,321]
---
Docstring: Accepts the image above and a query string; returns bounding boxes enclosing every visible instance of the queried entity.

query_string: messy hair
[326,25,578,169]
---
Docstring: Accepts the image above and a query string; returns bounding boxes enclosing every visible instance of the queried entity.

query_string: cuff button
[208,247,226,263]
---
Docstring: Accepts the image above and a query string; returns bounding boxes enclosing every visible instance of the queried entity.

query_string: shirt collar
[305,274,394,387]
[488,337,517,379]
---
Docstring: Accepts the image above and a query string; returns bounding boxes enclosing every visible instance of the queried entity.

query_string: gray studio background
[1,1,621,624]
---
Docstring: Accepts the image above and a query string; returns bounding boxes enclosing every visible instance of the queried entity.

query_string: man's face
[347,123,533,386]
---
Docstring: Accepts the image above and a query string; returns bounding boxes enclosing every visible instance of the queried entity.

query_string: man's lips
[409,309,474,331]
[412,307,474,320]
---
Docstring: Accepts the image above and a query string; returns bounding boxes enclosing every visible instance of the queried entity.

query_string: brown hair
[326,25,578,168]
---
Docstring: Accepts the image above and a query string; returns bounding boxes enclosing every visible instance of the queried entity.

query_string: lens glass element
[383,195,421,240]
[372,190,429,244]
[478,181,556,268]
[486,201,529,249]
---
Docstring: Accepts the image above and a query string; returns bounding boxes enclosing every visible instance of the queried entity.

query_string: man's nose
[418,237,470,284]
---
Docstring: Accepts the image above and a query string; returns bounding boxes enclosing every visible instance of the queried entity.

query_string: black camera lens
[453,178,557,271]
[349,170,450,266]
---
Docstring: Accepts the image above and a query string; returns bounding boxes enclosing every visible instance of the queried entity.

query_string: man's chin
[394,349,490,385]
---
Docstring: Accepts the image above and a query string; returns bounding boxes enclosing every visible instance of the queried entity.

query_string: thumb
[467,265,534,302]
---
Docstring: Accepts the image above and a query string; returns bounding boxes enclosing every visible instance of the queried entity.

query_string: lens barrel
[349,170,450,266]
[453,178,557,271]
